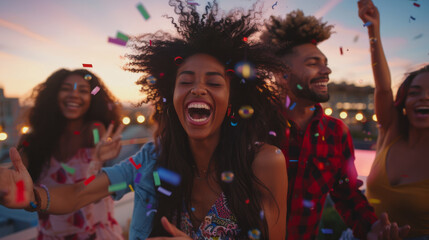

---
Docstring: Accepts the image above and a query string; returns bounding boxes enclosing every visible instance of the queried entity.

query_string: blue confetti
[157,167,181,186]
[289,102,296,110]
[310,107,316,111]
[363,21,372,27]
[321,228,333,234]
[73,82,77,90]
[289,159,298,162]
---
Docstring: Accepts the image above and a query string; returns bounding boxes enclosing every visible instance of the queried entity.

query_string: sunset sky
[0,0,427,105]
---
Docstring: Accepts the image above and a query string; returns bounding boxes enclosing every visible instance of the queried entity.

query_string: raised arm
[0,147,111,214]
[253,144,288,239]
[358,0,396,130]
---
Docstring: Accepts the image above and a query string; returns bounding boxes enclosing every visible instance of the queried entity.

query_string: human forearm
[31,173,111,214]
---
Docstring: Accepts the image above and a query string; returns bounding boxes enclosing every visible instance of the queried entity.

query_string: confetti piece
[149,40,152,46]
[285,95,291,108]
[157,167,181,186]
[321,228,333,234]
[146,209,157,216]
[221,171,234,183]
[310,107,316,111]
[238,105,254,119]
[413,2,420,7]
[157,186,172,196]
[84,175,96,185]
[243,37,248,42]
[286,121,291,128]
[289,159,298,162]
[369,198,381,204]
[410,16,416,21]
[146,203,152,209]
[272,1,278,9]
[16,180,25,203]
[129,157,142,170]
[245,199,250,204]
[73,82,77,90]
[92,128,100,144]
[73,131,80,135]
[314,133,319,137]
[29,201,37,208]
[162,98,166,102]
[91,86,100,95]
[413,33,423,40]
[116,31,129,42]
[289,102,296,110]
[275,149,281,154]
[363,21,372,27]
[108,37,127,46]
[311,39,317,44]
[339,47,343,55]
[303,199,314,208]
[108,182,127,192]
[353,35,359,42]
[259,210,264,220]
[187,0,199,6]
[136,3,150,20]
[60,163,76,174]
[297,84,303,90]
[268,131,277,137]
[230,121,238,126]
[248,229,261,239]
[84,74,92,80]
[153,171,161,186]
[82,64,92,68]
[135,172,142,183]
[240,79,246,84]
[174,56,183,65]
[191,207,195,212]
[129,184,134,192]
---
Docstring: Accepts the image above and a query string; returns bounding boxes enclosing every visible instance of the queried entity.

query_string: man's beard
[289,74,330,103]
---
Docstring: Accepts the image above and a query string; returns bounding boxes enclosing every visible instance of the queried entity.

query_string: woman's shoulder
[253,144,285,172]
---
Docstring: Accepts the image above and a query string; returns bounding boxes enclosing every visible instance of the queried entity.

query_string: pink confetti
[285,95,291,108]
[268,131,277,137]
[91,86,100,95]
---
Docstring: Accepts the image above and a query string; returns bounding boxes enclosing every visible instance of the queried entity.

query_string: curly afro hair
[261,9,334,56]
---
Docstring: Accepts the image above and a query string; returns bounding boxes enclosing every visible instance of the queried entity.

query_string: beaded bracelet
[39,184,50,212]
[25,188,41,212]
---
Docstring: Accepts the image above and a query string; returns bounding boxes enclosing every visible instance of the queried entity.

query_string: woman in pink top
[17,69,124,239]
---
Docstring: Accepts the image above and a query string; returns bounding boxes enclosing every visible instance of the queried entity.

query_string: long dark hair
[394,64,429,139]
[125,0,287,238]
[17,69,120,182]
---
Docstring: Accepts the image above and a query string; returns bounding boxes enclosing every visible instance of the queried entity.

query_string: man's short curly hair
[261,9,334,56]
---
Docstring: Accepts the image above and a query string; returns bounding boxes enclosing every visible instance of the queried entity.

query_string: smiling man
[261,10,410,240]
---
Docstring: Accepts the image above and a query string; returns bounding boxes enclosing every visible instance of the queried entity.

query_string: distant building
[321,82,377,148]
[0,88,20,162]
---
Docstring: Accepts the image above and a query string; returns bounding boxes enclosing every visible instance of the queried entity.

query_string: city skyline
[0,0,428,104]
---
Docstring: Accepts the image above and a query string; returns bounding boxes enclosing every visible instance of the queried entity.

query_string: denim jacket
[102,142,158,240]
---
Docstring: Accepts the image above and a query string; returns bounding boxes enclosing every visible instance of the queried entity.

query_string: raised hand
[93,123,124,163]
[358,0,380,30]
[146,216,192,240]
[367,212,410,240]
[0,148,33,209]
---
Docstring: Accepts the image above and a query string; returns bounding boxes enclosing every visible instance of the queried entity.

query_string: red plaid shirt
[282,104,377,240]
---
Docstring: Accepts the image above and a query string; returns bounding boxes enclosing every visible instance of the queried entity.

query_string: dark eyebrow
[177,71,224,78]
[304,56,328,64]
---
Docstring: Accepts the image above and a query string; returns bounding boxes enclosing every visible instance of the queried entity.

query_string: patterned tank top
[179,192,240,239]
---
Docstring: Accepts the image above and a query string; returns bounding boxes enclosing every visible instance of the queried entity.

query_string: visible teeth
[313,82,327,86]
[189,115,208,122]
[188,102,210,110]
[67,103,79,107]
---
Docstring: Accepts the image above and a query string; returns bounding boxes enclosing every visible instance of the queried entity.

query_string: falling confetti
[248,229,261,240]
[413,33,423,40]
[363,21,372,27]
[146,209,157,216]
[129,157,142,169]
[310,107,316,111]
[84,74,92,81]
[297,84,303,90]
[245,199,250,204]
[413,2,420,7]
[410,16,416,21]
[272,1,278,9]
[369,198,381,204]
[268,131,277,137]
[82,63,92,68]
[238,105,254,119]
[108,37,127,46]
[16,180,25,203]
[157,186,172,196]
[129,184,134,192]
[136,3,150,20]
[353,35,359,42]
[116,31,129,42]
[158,167,181,186]
[221,171,234,183]
[60,163,76,174]
[285,95,291,108]
[153,171,161,186]
[321,228,333,234]
[91,86,100,95]
[108,182,127,192]
[135,172,142,183]
[289,102,297,110]
[84,175,96,185]
[92,128,100,144]
[289,159,298,162]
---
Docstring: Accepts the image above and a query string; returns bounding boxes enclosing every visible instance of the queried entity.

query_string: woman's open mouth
[186,101,213,125]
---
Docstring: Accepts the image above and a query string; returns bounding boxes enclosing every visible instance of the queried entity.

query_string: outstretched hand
[0,147,33,209]
[93,123,124,163]
[147,216,192,240]
[367,212,411,240]
[358,0,380,30]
